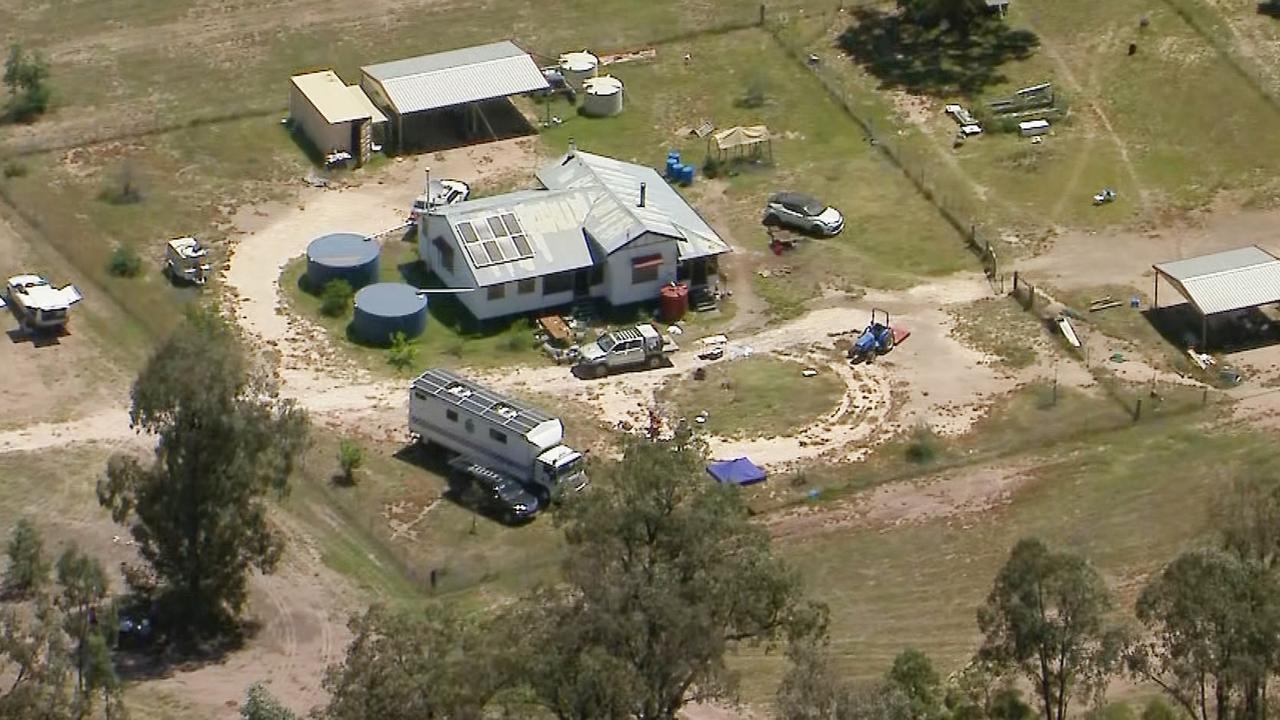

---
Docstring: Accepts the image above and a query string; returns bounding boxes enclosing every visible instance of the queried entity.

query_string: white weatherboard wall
[289,85,353,155]
[604,233,678,307]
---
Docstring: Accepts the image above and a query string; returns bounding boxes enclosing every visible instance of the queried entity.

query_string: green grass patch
[732,419,1276,703]
[659,356,844,439]
[534,27,971,313]
[950,296,1045,368]
[280,241,543,376]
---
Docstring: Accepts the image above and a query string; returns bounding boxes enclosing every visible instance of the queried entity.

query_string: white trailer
[409,368,587,498]
[5,274,82,331]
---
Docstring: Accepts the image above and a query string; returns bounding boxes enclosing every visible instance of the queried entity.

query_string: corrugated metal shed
[361,41,549,115]
[291,71,382,124]
[1153,245,1280,316]
[536,150,730,260]
[430,189,597,287]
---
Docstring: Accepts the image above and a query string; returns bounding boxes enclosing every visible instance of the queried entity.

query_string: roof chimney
[639,182,647,208]
[424,168,432,208]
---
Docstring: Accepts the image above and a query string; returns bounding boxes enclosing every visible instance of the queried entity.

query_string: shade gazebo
[710,124,772,162]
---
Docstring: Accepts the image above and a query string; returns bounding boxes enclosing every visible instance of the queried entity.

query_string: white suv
[763,192,845,236]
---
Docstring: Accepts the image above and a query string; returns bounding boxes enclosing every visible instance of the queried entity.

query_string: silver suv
[763,192,845,236]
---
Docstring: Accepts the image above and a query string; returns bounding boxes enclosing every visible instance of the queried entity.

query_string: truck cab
[535,445,589,495]
[576,324,675,378]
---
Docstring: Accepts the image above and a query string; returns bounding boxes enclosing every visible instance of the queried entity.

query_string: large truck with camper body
[409,368,588,507]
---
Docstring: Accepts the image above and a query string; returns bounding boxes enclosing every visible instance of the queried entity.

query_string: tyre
[762,213,780,227]
[645,355,661,370]
[592,363,608,379]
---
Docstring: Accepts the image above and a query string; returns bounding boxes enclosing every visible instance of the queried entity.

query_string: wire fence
[760,7,1002,282]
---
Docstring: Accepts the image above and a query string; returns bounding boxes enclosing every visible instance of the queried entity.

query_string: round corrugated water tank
[582,75,624,117]
[306,232,380,290]
[352,282,429,346]
[558,50,599,91]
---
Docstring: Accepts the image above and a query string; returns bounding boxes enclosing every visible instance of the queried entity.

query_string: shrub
[3,45,51,122]
[319,279,353,317]
[2,160,27,178]
[337,440,364,485]
[388,331,418,370]
[106,244,143,278]
[98,160,143,204]
[904,423,940,464]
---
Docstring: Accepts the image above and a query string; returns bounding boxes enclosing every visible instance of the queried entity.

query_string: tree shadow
[837,7,1041,98]
[1259,1,1280,18]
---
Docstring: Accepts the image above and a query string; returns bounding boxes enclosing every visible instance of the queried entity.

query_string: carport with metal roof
[1152,245,1280,349]
[359,41,549,152]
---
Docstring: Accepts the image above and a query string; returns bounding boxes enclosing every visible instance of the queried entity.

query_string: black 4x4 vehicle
[450,458,540,523]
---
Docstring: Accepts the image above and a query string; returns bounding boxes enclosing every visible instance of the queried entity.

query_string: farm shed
[1152,245,1280,348]
[360,41,549,152]
[418,146,730,322]
[288,71,387,166]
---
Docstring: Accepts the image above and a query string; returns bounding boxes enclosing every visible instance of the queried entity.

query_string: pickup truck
[575,323,677,378]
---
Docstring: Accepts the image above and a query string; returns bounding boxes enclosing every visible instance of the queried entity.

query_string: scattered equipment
[1018,119,1050,137]
[164,237,211,286]
[410,368,588,504]
[5,274,82,332]
[409,177,471,225]
[847,308,909,363]
[1056,313,1082,348]
[1093,188,1117,205]
[576,323,678,378]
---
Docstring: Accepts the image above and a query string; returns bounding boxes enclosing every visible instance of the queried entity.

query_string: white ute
[5,274,83,332]
[575,323,677,378]
[409,368,588,501]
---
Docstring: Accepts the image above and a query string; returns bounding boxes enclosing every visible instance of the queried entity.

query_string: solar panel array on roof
[455,212,535,268]
[412,368,552,435]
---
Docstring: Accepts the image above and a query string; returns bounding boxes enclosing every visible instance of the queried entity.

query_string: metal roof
[291,71,383,124]
[535,150,731,261]
[412,368,555,435]
[1153,245,1280,316]
[361,41,549,115]
[431,189,597,288]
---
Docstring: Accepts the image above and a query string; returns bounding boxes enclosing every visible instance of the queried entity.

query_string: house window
[433,236,455,274]
[489,429,508,444]
[518,278,536,295]
[632,254,663,285]
[543,271,573,295]
[446,409,458,422]
[487,284,506,301]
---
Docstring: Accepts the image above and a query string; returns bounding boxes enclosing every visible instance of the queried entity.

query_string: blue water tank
[679,164,695,185]
[666,158,680,179]
[351,282,429,346]
[306,232,380,290]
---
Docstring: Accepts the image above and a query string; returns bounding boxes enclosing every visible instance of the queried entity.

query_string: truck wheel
[865,349,877,364]
[592,364,608,379]
[645,355,661,370]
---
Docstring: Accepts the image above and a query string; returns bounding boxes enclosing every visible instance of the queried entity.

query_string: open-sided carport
[1152,245,1280,349]
[359,41,549,153]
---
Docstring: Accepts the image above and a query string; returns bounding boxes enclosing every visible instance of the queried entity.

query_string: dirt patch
[767,461,1031,542]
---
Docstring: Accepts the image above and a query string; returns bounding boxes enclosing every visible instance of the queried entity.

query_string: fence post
[759,3,766,26]
[1013,271,1019,293]
[1133,398,1142,423]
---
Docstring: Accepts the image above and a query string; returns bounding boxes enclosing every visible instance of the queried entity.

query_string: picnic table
[538,314,574,346]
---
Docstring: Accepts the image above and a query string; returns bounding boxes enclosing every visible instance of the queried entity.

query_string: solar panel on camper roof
[465,244,488,266]
[475,221,494,241]
[412,368,553,434]
[512,235,533,257]
[458,222,479,244]
[482,240,503,264]
[501,213,522,235]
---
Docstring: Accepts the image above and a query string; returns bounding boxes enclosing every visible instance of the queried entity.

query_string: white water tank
[558,51,599,91]
[582,75,624,117]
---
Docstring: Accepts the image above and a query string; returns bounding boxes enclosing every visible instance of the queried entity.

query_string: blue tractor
[847,309,908,364]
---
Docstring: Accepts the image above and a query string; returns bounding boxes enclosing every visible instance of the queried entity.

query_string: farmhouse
[288,70,387,166]
[418,148,730,321]
[360,41,549,152]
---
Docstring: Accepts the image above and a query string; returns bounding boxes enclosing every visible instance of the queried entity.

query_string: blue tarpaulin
[707,457,767,486]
